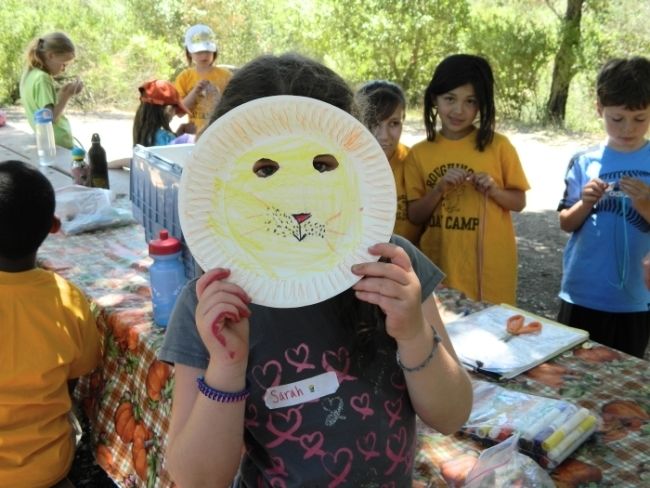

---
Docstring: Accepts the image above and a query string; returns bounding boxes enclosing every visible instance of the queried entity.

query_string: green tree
[303,0,470,104]
[465,7,554,120]
[545,0,585,124]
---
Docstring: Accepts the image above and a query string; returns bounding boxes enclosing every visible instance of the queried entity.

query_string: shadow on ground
[514,209,567,321]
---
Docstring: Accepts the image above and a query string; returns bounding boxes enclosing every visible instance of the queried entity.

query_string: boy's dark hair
[210,52,387,365]
[211,53,357,122]
[356,80,407,129]
[597,56,650,110]
[424,53,496,151]
[133,103,173,147]
[0,160,55,259]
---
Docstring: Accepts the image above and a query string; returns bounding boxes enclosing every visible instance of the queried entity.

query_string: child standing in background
[19,32,84,149]
[174,24,232,134]
[159,53,472,487]
[557,56,650,358]
[356,80,423,245]
[405,54,529,305]
[133,79,191,147]
[0,160,100,487]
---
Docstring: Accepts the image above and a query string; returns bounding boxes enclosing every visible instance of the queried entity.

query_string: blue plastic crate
[130,144,202,280]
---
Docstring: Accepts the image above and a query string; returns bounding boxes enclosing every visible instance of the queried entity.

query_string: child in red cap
[133,79,192,147]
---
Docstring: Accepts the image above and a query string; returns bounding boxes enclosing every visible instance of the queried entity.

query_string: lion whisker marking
[239,224,270,237]
[325,211,342,224]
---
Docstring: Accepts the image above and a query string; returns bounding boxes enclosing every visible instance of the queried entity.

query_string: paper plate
[179,95,396,307]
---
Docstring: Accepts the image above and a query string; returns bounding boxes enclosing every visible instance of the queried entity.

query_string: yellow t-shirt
[0,269,100,488]
[390,143,423,245]
[174,66,233,132]
[404,130,530,304]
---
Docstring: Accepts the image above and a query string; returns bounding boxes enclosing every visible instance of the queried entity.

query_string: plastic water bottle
[88,133,110,189]
[149,230,187,327]
[34,108,56,166]
[71,146,90,186]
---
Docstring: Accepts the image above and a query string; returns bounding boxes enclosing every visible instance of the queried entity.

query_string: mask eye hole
[253,158,279,178]
[313,154,339,173]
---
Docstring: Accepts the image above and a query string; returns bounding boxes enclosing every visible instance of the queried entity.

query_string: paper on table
[447,304,589,379]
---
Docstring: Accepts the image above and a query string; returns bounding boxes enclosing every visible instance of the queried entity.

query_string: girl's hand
[469,171,497,196]
[195,268,252,366]
[351,243,425,342]
[581,178,608,206]
[436,168,468,195]
[194,79,213,96]
[60,80,83,99]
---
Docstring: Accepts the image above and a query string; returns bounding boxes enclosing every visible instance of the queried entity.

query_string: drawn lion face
[180,96,396,307]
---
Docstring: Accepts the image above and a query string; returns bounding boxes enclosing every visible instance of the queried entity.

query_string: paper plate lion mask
[179,95,396,307]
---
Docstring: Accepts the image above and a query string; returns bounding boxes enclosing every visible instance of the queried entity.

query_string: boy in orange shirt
[0,160,100,487]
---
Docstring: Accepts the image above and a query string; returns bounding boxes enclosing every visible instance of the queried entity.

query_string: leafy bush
[465,8,555,121]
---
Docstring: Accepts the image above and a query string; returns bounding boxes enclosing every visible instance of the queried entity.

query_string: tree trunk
[545,0,585,124]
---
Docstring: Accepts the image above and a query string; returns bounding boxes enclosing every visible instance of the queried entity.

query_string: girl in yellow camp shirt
[405,54,530,304]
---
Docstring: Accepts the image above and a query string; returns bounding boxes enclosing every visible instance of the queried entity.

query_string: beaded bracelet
[196,376,250,403]
[396,326,442,373]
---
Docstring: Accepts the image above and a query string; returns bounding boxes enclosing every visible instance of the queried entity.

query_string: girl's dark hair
[211,52,357,122]
[597,56,650,110]
[356,80,406,129]
[132,103,173,147]
[424,54,496,151]
[210,52,386,365]
[0,160,55,259]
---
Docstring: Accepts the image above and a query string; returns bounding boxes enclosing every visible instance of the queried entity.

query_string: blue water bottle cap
[71,146,85,159]
[34,108,53,124]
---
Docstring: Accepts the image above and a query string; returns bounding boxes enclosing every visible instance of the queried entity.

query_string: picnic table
[33,220,650,487]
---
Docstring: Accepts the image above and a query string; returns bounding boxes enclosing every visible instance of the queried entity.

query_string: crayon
[541,407,591,451]
[547,415,597,462]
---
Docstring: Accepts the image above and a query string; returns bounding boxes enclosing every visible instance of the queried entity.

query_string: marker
[521,402,569,441]
[532,408,574,449]
[547,415,597,462]
[541,408,591,452]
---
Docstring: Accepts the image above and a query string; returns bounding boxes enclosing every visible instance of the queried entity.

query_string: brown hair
[184,49,217,67]
[23,32,75,74]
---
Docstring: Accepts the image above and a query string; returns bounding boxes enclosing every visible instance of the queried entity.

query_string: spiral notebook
[446,304,589,380]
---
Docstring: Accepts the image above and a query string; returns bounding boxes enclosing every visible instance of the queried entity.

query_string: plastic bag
[463,434,555,488]
[55,185,134,235]
[462,380,599,470]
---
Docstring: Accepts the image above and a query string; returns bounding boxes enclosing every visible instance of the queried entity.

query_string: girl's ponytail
[23,32,75,73]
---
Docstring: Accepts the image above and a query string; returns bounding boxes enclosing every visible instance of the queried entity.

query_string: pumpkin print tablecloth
[38,224,649,487]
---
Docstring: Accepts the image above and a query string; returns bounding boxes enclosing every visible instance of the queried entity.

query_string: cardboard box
[130,144,202,279]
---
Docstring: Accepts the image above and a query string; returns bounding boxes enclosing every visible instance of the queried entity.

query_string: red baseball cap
[139,80,190,116]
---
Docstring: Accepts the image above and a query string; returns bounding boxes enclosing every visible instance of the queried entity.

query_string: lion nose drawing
[292,213,311,224]
[292,213,311,242]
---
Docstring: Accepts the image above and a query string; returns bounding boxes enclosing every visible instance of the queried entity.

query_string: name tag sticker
[264,371,339,410]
